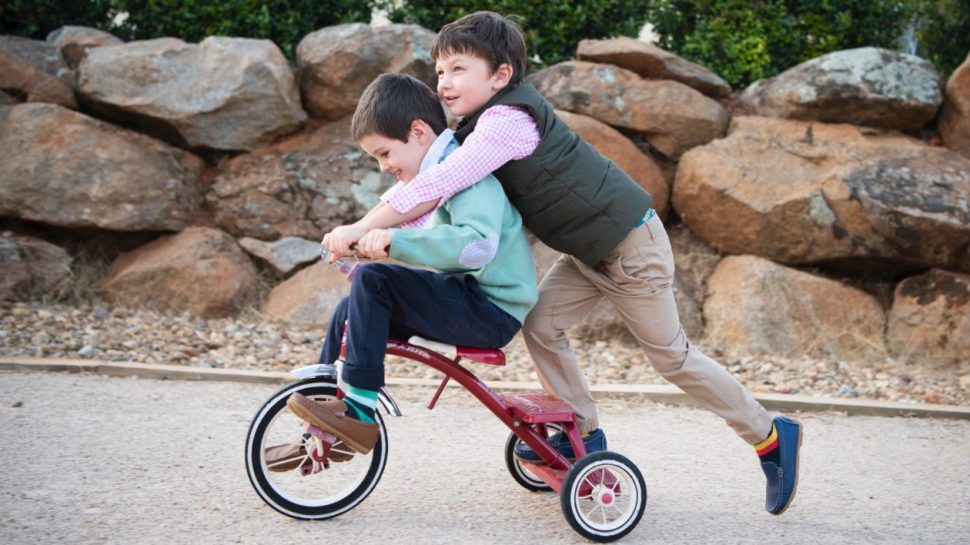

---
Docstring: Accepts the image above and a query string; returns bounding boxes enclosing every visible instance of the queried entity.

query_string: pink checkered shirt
[383,105,541,227]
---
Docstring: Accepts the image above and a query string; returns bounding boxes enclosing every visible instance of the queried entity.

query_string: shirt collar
[419,128,457,174]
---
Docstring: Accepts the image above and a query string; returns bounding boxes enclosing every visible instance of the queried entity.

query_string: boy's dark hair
[351,73,447,143]
[432,11,527,86]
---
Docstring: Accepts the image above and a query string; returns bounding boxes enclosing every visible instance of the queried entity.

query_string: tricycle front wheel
[245,380,388,520]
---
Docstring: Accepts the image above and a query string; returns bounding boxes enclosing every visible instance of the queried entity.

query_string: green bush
[110,0,373,58]
[6,0,965,82]
[1,1,373,58]
[646,0,912,87]
[376,0,648,70]
[908,0,970,75]
[0,0,114,39]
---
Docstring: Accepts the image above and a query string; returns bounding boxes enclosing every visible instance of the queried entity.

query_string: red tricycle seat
[455,346,506,366]
[407,336,506,366]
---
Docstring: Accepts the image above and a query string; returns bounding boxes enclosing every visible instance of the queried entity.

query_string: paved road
[1,371,968,545]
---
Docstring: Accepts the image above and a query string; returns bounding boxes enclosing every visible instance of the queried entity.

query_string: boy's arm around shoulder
[382,107,540,218]
[388,176,509,273]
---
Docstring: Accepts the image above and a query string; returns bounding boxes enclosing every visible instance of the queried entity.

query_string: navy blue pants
[318,263,522,390]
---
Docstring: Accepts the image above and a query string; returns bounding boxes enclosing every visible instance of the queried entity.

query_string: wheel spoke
[596,504,607,524]
[266,455,307,469]
[607,503,625,518]
[331,445,354,455]
[608,471,622,493]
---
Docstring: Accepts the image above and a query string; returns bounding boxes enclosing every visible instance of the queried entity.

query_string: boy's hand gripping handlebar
[321,248,360,281]
[321,238,392,281]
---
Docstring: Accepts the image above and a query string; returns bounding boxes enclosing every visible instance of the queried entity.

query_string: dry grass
[55,243,117,307]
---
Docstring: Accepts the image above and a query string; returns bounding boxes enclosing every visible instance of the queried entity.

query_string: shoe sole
[287,396,375,455]
[265,443,354,470]
[772,417,803,516]
[265,444,306,472]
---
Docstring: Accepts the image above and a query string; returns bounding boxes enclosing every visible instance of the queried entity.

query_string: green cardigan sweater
[387,134,538,323]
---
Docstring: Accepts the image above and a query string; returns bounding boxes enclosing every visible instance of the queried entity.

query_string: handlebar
[320,249,359,281]
[320,243,390,282]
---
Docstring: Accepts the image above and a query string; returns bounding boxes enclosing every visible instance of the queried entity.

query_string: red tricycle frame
[378,337,586,490]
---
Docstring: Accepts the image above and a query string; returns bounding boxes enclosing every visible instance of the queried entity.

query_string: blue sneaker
[761,416,802,515]
[514,428,607,463]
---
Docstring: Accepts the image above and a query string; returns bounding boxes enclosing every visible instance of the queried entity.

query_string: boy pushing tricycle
[326,10,801,518]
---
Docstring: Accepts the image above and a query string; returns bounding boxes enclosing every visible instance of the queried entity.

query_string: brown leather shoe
[287,392,380,454]
[299,398,354,463]
[265,398,354,469]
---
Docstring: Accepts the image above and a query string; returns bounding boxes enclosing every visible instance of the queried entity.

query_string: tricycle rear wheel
[560,451,646,542]
[503,422,565,492]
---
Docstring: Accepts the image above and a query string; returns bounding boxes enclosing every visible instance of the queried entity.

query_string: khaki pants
[523,214,774,444]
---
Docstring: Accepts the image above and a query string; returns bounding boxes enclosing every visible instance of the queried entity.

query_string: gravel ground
[2,301,968,406]
[2,372,969,545]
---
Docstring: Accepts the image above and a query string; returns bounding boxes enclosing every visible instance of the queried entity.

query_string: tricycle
[244,255,647,542]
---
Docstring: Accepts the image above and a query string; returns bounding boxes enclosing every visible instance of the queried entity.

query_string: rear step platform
[501,393,575,424]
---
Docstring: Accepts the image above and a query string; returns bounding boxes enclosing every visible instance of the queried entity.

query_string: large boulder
[673,116,970,273]
[0,232,72,301]
[0,103,204,231]
[703,255,886,361]
[297,24,436,120]
[938,51,970,160]
[577,37,731,98]
[207,116,394,240]
[239,236,321,274]
[262,260,351,324]
[887,269,970,367]
[741,47,942,132]
[529,61,729,157]
[0,36,77,109]
[77,37,306,151]
[556,110,669,215]
[102,227,258,317]
[46,25,123,68]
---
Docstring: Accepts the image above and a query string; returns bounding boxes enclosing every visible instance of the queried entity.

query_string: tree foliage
[645,0,913,87]
[907,0,970,75]
[3,0,966,80]
[0,0,114,39]
[376,0,648,70]
[1,0,373,58]
[109,0,373,57]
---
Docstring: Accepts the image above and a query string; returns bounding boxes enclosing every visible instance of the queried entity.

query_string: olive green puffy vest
[454,83,653,267]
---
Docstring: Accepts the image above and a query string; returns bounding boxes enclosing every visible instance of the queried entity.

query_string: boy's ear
[492,63,513,90]
[410,119,432,143]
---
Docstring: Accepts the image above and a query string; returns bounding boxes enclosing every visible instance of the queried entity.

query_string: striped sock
[755,423,780,465]
[341,383,378,424]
